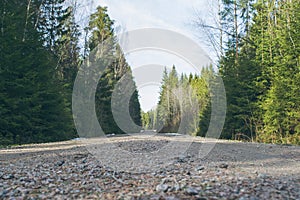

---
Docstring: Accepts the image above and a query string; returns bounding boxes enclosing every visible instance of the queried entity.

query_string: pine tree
[255,0,300,144]
[37,0,67,52]
[86,6,141,135]
[157,66,181,133]
[0,0,74,145]
[215,0,300,144]
[196,66,215,137]
[56,6,81,86]
[156,66,212,135]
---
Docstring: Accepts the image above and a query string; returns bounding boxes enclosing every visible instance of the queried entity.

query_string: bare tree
[193,0,224,62]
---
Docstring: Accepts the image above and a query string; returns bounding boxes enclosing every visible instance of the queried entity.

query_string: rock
[156,184,169,192]
[206,186,213,190]
[277,185,287,190]
[56,160,65,166]
[219,163,229,169]
[185,187,199,195]
[2,174,14,180]
[167,186,175,192]
[74,153,88,159]
[1,135,300,199]
[174,184,181,191]
[0,189,8,197]
[160,178,172,184]
[177,156,187,163]
[196,166,205,171]
[164,196,180,200]
[257,173,269,179]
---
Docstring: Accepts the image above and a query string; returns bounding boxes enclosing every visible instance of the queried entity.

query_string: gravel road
[0,133,299,199]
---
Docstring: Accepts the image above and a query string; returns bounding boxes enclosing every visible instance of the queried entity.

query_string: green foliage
[0,0,75,145]
[149,66,213,135]
[219,43,260,140]
[88,6,142,135]
[0,2,142,145]
[141,109,158,130]
[141,111,150,129]
[197,66,216,136]
[38,0,68,51]
[157,66,180,133]
[248,0,300,144]
[2,0,300,146]
[215,0,300,145]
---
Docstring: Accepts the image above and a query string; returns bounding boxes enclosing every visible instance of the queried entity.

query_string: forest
[142,0,300,145]
[1,0,300,145]
[0,0,141,145]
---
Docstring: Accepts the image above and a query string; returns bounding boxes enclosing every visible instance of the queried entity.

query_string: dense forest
[0,1,141,145]
[142,0,300,145]
[1,0,300,146]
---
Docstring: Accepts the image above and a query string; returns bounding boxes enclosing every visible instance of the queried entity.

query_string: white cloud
[102,0,180,31]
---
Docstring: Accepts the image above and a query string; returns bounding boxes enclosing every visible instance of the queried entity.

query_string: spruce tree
[256,0,300,144]
[86,6,141,134]
[0,0,74,145]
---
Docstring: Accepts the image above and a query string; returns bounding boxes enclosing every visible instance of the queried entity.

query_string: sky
[75,0,214,111]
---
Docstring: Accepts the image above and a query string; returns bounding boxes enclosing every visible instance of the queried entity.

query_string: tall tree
[87,6,141,134]
[56,6,81,86]
[37,0,67,52]
[254,0,300,143]
[196,66,215,137]
[0,0,74,145]
[155,66,213,135]
[157,66,180,133]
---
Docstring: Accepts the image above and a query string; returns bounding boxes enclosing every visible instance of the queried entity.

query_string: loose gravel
[0,134,299,199]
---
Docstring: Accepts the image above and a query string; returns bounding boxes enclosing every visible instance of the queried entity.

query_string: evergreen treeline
[86,7,141,135]
[142,65,214,136]
[0,0,77,145]
[0,1,141,145]
[218,0,300,144]
[144,0,300,145]
[2,0,299,145]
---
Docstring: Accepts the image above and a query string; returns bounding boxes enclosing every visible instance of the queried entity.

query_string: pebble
[278,184,288,190]
[0,137,299,200]
[174,184,181,191]
[56,160,65,166]
[257,173,269,179]
[177,156,187,163]
[156,184,169,192]
[219,163,229,169]
[196,166,205,171]
[2,174,14,180]
[185,187,199,195]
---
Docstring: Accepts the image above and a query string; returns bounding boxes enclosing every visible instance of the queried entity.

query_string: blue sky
[74,0,214,111]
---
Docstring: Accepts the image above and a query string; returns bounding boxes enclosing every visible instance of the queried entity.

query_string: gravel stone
[196,166,205,171]
[219,163,229,169]
[156,184,169,192]
[0,134,299,199]
[185,187,199,195]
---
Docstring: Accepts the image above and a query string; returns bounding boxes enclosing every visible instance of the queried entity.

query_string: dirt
[0,134,299,199]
